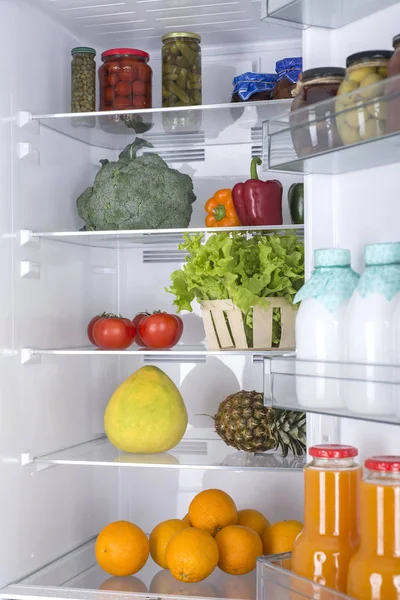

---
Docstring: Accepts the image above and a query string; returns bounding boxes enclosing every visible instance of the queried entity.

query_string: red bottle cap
[101,48,149,60]
[309,444,358,459]
[365,456,400,472]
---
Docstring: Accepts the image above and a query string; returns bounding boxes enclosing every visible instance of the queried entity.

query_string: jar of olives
[336,50,392,146]
[71,47,96,113]
[290,67,345,157]
[162,33,202,108]
[99,48,152,112]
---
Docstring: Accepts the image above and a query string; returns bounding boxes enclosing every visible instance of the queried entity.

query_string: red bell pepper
[232,157,283,226]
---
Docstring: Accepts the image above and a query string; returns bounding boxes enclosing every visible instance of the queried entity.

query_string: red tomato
[138,313,183,349]
[87,314,104,345]
[115,81,131,97]
[132,312,149,347]
[107,73,119,87]
[93,317,136,350]
[104,86,116,103]
[132,80,145,96]
[174,314,184,337]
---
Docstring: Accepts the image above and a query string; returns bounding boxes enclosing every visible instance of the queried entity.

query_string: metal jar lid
[346,50,393,68]
[71,47,96,56]
[302,67,345,82]
[162,32,201,43]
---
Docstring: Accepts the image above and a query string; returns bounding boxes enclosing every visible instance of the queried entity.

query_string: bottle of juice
[292,444,361,592]
[348,456,400,600]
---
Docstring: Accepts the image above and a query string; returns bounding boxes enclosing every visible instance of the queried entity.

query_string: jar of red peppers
[99,48,152,112]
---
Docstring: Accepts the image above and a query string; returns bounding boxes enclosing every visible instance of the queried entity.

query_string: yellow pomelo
[104,366,188,453]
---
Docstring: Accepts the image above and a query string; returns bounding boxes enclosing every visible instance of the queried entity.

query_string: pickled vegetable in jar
[99,48,152,112]
[336,50,392,146]
[162,33,201,108]
[272,57,302,100]
[71,47,96,113]
[290,67,345,157]
[386,35,400,133]
[231,72,277,102]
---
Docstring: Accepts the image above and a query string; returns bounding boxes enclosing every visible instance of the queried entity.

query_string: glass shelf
[29,346,294,359]
[258,553,351,599]
[32,100,292,151]
[266,356,400,426]
[31,225,304,249]
[2,538,259,600]
[263,0,400,29]
[34,436,306,472]
[264,74,400,175]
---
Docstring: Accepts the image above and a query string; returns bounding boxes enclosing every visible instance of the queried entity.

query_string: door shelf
[263,0,400,29]
[30,225,304,249]
[31,100,292,151]
[264,74,400,174]
[266,356,400,426]
[2,537,259,600]
[258,553,351,599]
[34,436,306,472]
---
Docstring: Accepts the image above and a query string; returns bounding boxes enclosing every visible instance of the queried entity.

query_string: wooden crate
[200,298,296,350]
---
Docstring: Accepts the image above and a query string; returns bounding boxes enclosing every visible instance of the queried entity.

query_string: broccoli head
[76,138,196,230]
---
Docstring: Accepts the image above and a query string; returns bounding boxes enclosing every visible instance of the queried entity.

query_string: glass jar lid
[346,50,393,68]
[162,32,201,43]
[393,34,400,49]
[309,445,358,459]
[365,456,400,472]
[71,47,96,56]
[302,67,345,83]
[101,48,149,61]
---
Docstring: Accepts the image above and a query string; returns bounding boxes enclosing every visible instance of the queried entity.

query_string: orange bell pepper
[205,189,241,227]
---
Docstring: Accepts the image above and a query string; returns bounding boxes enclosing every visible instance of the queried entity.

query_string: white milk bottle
[294,248,359,408]
[345,243,400,416]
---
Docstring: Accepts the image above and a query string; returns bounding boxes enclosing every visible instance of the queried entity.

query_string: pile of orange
[95,488,303,586]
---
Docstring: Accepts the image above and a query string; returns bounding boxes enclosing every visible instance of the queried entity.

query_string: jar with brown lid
[290,67,345,157]
[387,36,400,133]
[336,50,392,145]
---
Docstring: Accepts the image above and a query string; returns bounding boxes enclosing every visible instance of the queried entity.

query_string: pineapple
[213,391,306,457]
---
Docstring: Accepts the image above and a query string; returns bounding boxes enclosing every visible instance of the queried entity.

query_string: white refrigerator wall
[304,3,400,460]
[0,0,304,590]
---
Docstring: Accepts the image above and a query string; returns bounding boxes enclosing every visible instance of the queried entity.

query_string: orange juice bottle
[348,456,400,600]
[292,444,361,592]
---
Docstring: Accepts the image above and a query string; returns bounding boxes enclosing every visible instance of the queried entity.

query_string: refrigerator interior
[1,0,400,599]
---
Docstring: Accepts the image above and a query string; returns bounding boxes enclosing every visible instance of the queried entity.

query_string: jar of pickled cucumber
[71,47,96,113]
[162,33,201,108]
[336,50,392,146]
[387,36,400,133]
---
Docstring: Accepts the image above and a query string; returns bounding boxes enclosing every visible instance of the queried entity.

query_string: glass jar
[71,47,96,113]
[99,48,152,111]
[231,72,277,102]
[348,456,400,600]
[290,67,345,157]
[336,50,392,146]
[387,36,400,133]
[162,32,201,108]
[272,57,302,100]
[292,445,361,593]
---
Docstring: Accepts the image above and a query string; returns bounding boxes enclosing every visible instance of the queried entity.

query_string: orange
[262,520,303,555]
[150,569,216,597]
[99,576,147,593]
[182,513,191,527]
[166,527,219,583]
[237,509,270,538]
[150,519,188,568]
[215,525,263,575]
[188,489,238,536]
[95,520,149,576]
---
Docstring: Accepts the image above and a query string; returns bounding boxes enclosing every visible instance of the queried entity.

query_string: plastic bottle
[345,243,400,415]
[294,248,359,408]
[348,456,400,600]
[292,444,361,593]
